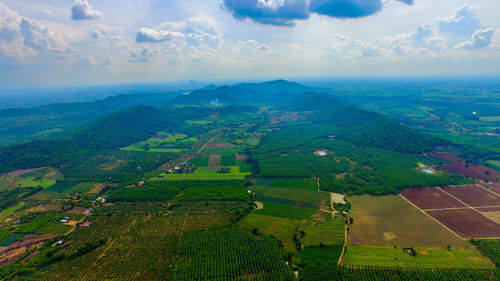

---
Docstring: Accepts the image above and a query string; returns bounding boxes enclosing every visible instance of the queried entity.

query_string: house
[83,208,92,215]
[60,217,71,223]
[328,135,336,140]
[314,150,327,156]
[81,221,94,227]
[96,197,106,202]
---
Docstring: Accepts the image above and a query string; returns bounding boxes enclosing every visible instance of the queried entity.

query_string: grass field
[0,203,25,220]
[121,132,196,153]
[254,201,318,220]
[16,177,56,188]
[30,182,95,199]
[295,246,344,265]
[252,185,329,208]
[238,213,306,253]
[187,157,210,167]
[487,160,500,170]
[343,245,494,269]
[201,145,247,156]
[272,178,318,190]
[480,116,500,122]
[176,186,250,201]
[161,166,250,180]
[301,216,345,247]
[348,195,467,247]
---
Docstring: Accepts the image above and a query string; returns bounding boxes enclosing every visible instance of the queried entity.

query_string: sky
[0,0,499,87]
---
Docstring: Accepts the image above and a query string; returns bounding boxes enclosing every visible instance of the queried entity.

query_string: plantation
[470,239,500,267]
[299,265,499,281]
[173,226,294,280]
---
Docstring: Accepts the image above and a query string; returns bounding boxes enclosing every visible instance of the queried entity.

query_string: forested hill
[283,95,447,154]
[70,105,171,150]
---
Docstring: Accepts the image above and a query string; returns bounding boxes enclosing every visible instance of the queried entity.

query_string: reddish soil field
[441,185,500,207]
[485,183,500,195]
[428,152,460,163]
[425,209,500,238]
[400,188,465,210]
[150,134,167,139]
[205,142,234,148]
[441,163,500,182]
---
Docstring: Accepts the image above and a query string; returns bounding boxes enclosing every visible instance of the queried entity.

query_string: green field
[295,246,344,265]
[348,195,467,247]
[252,185,329,208]
[301,216,345,247]
[121,132,196,153]
[185,120,213,125]
[480,116,500,122]
[0,202,25,219]
[272,178,318,190]
[17,177,56,188]
[343,245,494,269]
[486,160,500,170]
[254,201,318,220]
[187,157,210,167]
[160,166,250,180]
[30,182,95,199]
[238,213,307,253]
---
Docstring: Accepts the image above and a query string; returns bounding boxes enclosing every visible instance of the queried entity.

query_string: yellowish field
[348,195,467,247]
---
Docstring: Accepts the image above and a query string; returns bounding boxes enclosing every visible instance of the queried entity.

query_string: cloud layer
[71,0,102,20]
[222,0,413,26]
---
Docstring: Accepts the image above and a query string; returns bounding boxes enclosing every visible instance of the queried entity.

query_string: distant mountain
[171,80,317,105]
[234,79,314,94]
[170,86,247,105]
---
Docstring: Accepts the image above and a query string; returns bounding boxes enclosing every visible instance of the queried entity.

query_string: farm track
[314,177,349,265]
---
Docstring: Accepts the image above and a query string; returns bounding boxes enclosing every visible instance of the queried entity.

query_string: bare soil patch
[441,163,500,182]
[67,206,88,214]
[441,185,500,207]
[426,209,500,238]
[400,188,465,210]
[0,234,57,265]
[29,204,61,212]
[205,142,234,148]
[429,152,460,163]
[4,167,46,177]
[208,155,221,167]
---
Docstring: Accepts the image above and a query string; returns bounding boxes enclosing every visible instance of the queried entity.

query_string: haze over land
[0,0,499,86]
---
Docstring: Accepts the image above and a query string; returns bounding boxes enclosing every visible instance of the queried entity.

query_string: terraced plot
[441,185,500,207]
[426,209,500,238]
[400,188,465,210]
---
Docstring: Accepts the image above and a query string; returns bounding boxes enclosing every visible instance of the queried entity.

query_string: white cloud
[135,28,184,43]
[455,27,495,50]
[329,34,381,60]
[71,0,102,21]
[89,29,103,39]
[128,47,157,62]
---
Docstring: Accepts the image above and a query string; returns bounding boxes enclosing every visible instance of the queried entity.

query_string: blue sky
[0,0,499,86]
